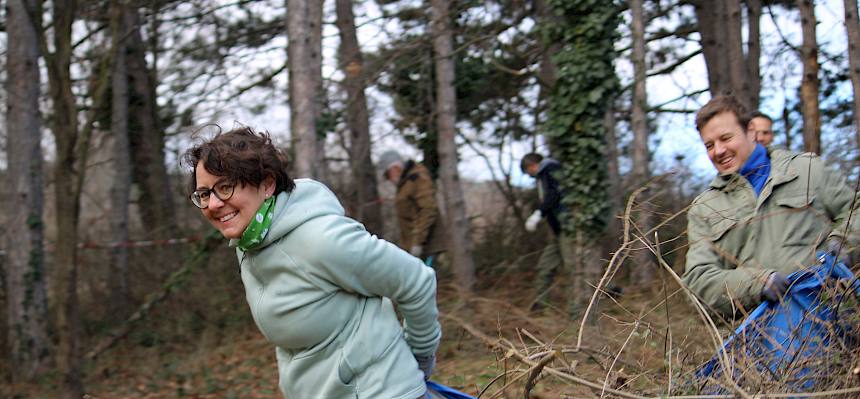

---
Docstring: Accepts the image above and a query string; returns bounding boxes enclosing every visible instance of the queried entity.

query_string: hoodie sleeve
[538,163,563,216]
[299,215,441,356]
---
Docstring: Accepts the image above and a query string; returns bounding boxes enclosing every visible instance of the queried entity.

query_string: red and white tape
[77,235,202,249]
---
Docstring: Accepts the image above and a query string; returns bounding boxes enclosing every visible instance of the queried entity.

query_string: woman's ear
[263,175,276,197]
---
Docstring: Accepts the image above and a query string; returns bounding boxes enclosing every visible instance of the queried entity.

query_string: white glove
[410,245,423,257]
[525,210,542,232]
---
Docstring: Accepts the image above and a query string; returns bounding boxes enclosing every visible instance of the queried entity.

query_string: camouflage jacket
[395,161,445,257]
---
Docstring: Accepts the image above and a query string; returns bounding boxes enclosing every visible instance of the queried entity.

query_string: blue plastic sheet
[425,381,475,399]
[697,252,860,393]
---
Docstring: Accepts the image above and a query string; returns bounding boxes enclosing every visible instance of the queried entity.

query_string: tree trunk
[844,0,860,152]
[534,0,562,153]
[746,0,762,109]
[797,0,821,154]
[725,0,749,105]
[693,0,753,107]
[693,0,731,96]
[287,0,324,179]
[125,3,177,239]
[603,104,621,250]
[630,0,654,284]
[5,0,51,381]
[429,0,476,293]
[783,104,794,151]
[41,0,85,395]
[109,0,132,319]
[335,0,384,235]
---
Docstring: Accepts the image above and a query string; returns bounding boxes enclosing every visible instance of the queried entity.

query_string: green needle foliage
[542,0,621,237]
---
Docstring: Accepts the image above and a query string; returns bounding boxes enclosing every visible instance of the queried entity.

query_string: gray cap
[379,150,403,177]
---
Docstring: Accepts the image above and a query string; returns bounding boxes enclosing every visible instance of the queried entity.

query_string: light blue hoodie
[234,179,441,398]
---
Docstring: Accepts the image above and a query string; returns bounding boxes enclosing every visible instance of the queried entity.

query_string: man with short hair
[747,111,774,146]
[521,152,575,311]
[379,150,445,265]
[683,95,859,319]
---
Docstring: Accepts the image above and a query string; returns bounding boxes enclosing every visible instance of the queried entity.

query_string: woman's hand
[415,354,436,381]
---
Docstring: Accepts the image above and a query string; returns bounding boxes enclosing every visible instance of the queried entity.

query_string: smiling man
[682,95,860,319]
[747,111,774,146]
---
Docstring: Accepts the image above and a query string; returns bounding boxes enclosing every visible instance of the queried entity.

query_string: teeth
[220,211,238,222]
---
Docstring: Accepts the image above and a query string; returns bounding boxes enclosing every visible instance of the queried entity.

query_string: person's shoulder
[407,162,433,181]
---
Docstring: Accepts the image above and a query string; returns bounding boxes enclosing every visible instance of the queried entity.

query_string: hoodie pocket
[337,298,403,386]
[279,345,357,398]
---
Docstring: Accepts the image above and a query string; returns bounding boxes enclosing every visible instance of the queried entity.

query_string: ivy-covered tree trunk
[797,0,821,154]
[543,0,619,319]
[430,0,476,293]
[335,0,384,235]
[5,0,51,381]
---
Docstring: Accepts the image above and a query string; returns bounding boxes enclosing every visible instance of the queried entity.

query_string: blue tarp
[697,252,860,393]
[425,381,475,399]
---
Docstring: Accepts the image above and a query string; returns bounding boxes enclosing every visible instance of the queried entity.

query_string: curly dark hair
[182,126,295,195]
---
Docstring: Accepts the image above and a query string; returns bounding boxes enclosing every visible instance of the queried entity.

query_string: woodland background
[2,0,860,398]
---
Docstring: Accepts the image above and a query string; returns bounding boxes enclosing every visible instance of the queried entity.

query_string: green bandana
[237,196,276,252]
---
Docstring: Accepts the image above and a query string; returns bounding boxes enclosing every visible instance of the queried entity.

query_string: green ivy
[542,0,620,237]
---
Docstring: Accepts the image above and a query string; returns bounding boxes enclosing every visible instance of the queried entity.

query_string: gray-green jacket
[235,179,441,398]
[683,148,860,319]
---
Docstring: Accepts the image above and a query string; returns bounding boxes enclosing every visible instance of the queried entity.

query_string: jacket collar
[708,147,798,191]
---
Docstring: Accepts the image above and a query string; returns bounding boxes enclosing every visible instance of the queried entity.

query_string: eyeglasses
[190,180,236,209]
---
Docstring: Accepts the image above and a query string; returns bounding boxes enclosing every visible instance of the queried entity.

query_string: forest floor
[2,268,717,399]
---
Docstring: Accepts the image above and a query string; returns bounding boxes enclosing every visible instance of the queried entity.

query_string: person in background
[520,152,575,311]
[747,111,774,146]
[183,127,441,398]
[683,95,859,320]
[379,150,446,266]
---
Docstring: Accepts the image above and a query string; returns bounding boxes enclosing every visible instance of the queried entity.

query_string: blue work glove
[415,354,436,381]
[761,272,789,302]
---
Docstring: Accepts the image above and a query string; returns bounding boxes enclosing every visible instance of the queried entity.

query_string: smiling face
[748,116,774,146]
[700,112,757,175]
[195,161,275,239]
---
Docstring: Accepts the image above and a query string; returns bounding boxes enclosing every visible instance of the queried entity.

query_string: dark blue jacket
[535,158,566,235]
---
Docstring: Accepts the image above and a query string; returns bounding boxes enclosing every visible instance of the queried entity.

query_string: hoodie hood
[231,179,344,250]
[537,158,561,175]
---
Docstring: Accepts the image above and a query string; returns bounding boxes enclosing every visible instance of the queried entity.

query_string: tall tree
[287,0,325,179]
[692,0,759,108]
[747,0,762,109]
[543,0,619,318]
[109,0,133,319]
[844,0,860,150]
[630,0,654,284]
[797,0,821,154]
[335,0,384,235]
[38,0,86,395]
[5,0,51,382]
[125,1,178,239]
[429,0,477,293]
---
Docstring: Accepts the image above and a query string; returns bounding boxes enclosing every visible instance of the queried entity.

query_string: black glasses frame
[190,180,236,209]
